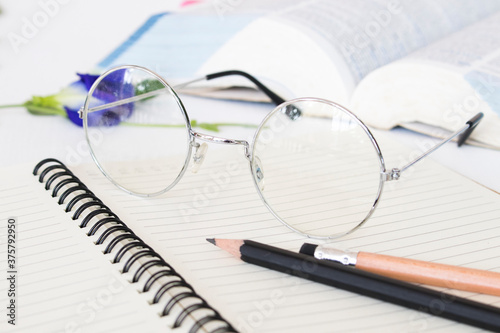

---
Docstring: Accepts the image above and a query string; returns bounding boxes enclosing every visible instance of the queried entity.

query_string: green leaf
[23,95,66,116]
[31,95,61,108]
[135,79,165,101]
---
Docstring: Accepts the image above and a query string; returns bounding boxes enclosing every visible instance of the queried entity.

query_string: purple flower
[61,74,100,126]
[62,71,134,127]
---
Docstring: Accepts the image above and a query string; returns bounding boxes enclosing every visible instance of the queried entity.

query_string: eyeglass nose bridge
[190,130,251,159]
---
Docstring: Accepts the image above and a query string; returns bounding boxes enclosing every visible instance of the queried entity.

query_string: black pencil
[207,238,500,332]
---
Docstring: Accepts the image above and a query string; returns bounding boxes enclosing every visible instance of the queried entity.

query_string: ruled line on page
[21,259,93,277]
[73,136,500,333]
[22,265,101,287]
[0,170,171,333]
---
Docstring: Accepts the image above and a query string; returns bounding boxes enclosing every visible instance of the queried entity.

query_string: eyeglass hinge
[384,168,401,181]
[78,107,84,119]
[244,144,251,161]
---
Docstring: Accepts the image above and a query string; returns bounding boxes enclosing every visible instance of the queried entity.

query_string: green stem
[0,104,25,109]
[121,122,186,128]
[24,104,66,116]
[209,123,258,128]
[121,121,258,130]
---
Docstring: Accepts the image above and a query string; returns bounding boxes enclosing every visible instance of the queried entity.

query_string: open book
[97,0,500,149]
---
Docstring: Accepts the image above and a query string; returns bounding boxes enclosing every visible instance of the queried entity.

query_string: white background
[0,0,499,193]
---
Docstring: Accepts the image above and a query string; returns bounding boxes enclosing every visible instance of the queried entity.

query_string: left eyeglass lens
[83,67,191,195]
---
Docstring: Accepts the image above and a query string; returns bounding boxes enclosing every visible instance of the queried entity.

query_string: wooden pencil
[300,243,500,296]
[208,238,500,332]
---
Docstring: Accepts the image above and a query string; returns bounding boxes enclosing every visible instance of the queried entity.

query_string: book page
[72,131,500,332]
[97,0,500,107]
[198,0,500,103]
[0,164,200,333]
[352,12,500,149]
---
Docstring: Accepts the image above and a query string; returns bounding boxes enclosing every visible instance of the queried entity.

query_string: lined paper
[74,133,500,332]
[0,164,180,333]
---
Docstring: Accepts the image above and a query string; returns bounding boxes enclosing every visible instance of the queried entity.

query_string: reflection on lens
[83,66,191,195]
[252,99,384,238]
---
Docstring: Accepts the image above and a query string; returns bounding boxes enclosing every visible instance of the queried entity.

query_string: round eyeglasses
[81,65,483,239]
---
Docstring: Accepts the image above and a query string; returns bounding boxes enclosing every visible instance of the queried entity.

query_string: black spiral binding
[33,158,236,333]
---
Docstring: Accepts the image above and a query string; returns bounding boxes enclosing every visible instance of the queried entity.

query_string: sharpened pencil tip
[206,238,216,245]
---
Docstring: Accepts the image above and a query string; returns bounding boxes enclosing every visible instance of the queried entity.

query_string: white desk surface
[1,0,499,193]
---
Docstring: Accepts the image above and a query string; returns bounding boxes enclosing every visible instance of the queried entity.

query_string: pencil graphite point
[208,238,244,259]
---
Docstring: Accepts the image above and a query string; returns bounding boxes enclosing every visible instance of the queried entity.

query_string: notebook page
[0,163,183,333]
[73,134,500,332]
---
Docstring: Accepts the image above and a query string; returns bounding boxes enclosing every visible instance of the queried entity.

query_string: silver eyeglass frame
[248,98,386,239]
[81,64,483,240]
[82,65,194,198]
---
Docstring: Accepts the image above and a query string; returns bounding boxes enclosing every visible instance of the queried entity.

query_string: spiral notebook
[0,159,235,333]
[2,137,500,332]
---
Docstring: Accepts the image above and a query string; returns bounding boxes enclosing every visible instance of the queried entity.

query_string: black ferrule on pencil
[239,240,500,332]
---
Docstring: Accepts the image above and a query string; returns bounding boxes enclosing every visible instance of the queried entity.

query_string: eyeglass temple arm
[386,112,483,181]
[207,70,286,106]
[83,70,301,120]
[175,70,302,120]
[176,70,285,105]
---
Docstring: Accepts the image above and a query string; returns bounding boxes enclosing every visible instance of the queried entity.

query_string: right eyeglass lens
[252,99,384,238]
[83,67,192,196]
